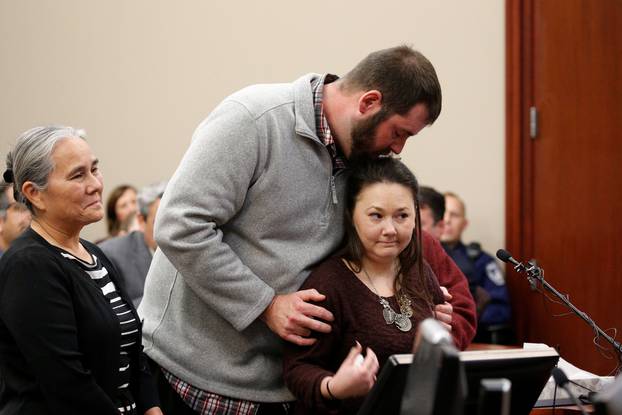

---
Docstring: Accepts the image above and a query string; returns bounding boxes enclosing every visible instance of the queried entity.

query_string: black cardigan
[0,228,159,414]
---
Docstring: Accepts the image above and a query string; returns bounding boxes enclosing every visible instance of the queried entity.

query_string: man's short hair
[418,186,445,223]
[137,181,168,217]
[340,45,442,123]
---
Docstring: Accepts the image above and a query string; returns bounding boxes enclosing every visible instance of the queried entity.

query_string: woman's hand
[144,406,164,415]
[321,342,379,400]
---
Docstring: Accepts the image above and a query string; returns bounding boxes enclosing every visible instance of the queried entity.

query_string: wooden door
[506,0,622,375]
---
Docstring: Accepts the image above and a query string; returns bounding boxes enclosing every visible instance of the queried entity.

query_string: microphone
[496,249,528,274]
[496,249,521,267]
[551,368,588,415]
[496,249,544,291]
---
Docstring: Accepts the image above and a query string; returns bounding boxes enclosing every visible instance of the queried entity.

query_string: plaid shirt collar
[311,73,347,172]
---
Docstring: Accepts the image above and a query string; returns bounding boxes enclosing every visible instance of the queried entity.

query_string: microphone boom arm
[499,250,622,364]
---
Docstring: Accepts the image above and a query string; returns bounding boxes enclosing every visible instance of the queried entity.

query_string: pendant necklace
[362,267,413,332]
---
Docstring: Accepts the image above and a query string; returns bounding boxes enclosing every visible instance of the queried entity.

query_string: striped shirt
[60,249,140,415]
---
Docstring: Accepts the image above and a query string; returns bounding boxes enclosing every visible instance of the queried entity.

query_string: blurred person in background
[105,184,139,239]
[1,180,16,204]
[100,181,167,308]
[417,185,445,240]
[0,182,31,257]
[442,191,513,344]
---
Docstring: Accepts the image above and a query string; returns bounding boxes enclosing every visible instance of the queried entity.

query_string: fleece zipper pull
[330,175,338,205]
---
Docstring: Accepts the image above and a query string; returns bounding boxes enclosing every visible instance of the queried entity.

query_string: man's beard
[349,109,390,159]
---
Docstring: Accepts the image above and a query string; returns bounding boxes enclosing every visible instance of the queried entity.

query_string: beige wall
[0,0,505,254]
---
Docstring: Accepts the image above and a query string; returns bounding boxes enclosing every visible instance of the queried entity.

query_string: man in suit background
[99,181,167,308]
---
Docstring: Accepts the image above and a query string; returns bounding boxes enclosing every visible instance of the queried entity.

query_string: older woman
[0,126,161,414]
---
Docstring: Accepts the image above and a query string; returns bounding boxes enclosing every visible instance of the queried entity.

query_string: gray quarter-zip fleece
[139,73,348,402]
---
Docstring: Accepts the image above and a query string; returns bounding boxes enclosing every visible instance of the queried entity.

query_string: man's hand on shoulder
[260,289,334,346]
[434,286,453,331]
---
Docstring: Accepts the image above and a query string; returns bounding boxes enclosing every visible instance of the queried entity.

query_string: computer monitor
[460,347,559,415]
[400,319,465,415]
[356,353,412,415]
[357,322,558,415]
[357,319,464,415]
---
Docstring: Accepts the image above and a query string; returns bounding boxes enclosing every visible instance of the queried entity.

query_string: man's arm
[422,232,477,349]
[154,101,331,342]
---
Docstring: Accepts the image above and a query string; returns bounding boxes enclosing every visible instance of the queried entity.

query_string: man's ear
[21,182,45,212]
[358,90,382,114]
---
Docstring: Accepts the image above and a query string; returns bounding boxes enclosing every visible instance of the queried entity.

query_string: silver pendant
[377,295,412,332]
[395,314,412,332]
[383,307,395,324]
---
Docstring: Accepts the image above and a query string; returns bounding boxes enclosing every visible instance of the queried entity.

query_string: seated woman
[0,126,161,415]
[283,157,474,414]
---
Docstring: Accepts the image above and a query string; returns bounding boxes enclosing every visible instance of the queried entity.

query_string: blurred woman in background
[106,184,138,239]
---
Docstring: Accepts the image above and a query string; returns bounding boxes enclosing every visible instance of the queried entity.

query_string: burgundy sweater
[282,232,476,414]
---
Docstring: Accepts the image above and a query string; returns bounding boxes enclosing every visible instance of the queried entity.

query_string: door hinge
[529,106,538,139]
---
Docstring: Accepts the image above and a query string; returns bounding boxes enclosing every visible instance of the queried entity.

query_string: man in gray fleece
[139,46,467,414]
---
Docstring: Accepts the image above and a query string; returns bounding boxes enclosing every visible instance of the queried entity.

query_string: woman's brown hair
[341,157,435,319]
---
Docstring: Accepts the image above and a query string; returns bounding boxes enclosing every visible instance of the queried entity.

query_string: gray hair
[137,181,167,217]
[5,125,86,212]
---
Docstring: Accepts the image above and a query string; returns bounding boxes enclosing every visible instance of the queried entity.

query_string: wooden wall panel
[506,0,622,375]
